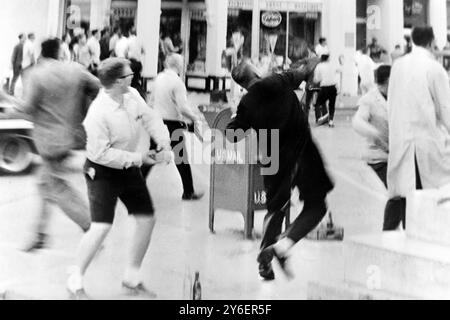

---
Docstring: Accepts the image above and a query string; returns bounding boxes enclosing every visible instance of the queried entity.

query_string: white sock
[123,267,141,287]
[67,266,84,291]
[274,238,295,256]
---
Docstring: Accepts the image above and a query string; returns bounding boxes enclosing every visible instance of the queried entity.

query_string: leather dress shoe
[182,192,205,201]
[258,262,275,281]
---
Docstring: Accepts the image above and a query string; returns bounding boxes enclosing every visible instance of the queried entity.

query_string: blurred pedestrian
[368,37,387,63]
[314,53,339,128]
[228,60,334,281]
[74,34,91,69]
[109,26,120,57]
[22,33,36,72]
[315,38,329,58]
[66,58,171,299]
[12,38,100,252]
[390,45,403,64]
[60,33,72,62]
[115,29,130,58]
[126,27,146,99]
[353,65,391,186]
[87,29,101,74]
[9,33,26,96]
[387,26,450,231]
[148,54,204,200]
[356,48,376,95]
[99,28,111,61]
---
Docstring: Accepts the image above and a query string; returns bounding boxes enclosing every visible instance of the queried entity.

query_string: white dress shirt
[115,37,130,58]
[87,36,101,65]
[314,61,339,87]
[315,44,329,58]
[127,35,144,61]
[150,69,188,122]
[84,88,170,170]
[22,40,35,69]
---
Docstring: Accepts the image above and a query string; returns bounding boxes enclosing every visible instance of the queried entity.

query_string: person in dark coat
[227,61,334,281]
[9,34,26,95]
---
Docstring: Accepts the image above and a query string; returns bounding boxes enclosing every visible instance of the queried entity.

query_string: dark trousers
[9,68,22,95]
[382,158,423,231]
[369,162,388,188]
[129,59,146,100]
[315,86,337,121]
[164,120,195,195]
[259,196,327,259]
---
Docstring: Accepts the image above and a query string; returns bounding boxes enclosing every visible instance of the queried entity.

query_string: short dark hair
[41,38,61,60]
[18,33,25,40]
[28,33,35,39]
[321,54,330,62]
[91,29,99,36]
[231,60,261,89]
[412,26,435,47]
[395,44,401,49]
[97,58,130,88]
[319,37,326,45]
[375,65,391,85]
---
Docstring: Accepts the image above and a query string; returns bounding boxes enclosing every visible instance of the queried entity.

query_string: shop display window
[288,12,317,65]
[404,0,429,28]
[187,11,207,74]
[226,9,253,61]
[259,11,287,74]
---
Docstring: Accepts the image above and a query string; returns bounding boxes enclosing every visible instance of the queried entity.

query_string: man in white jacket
[386,26,450,231]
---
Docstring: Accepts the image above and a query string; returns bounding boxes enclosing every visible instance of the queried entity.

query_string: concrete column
[90,0,112,31]
[251,0,260,62]
[137,0,161,78]
[325,0,358,96]
[205,0,228,76]
[429,0,448,50]
[47,0,63,37]
[366,0,404,56]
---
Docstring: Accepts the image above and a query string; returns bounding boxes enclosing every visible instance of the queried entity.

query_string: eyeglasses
[119,73,134,79]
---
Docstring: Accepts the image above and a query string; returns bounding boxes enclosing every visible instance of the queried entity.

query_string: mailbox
[208,108,290,239]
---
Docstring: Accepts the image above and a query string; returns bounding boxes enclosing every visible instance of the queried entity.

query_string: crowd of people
[2,22,450,297]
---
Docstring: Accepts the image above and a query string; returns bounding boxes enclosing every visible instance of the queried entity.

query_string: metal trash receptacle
[209,108,290,239]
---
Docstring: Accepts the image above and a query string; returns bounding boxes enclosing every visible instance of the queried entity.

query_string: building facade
[2,0,448,96]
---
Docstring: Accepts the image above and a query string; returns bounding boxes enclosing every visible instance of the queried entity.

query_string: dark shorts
[84,160,154,224]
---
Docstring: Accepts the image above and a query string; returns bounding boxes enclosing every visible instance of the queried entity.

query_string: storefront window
[65,0,92,35]
[404,0,429,28]
[227,9,253,60]
[187,10,207,74]
[288,12,317,64]
[259,11,287,73]
[110,0,137,34]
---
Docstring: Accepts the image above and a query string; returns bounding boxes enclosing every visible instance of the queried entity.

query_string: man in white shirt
[315,38,329,58]
[87,29,101,71]
[126,28,146,99]
[22,33,36,71]
[314,53,339,127]
[149,54,204,201]
[115,31,130,59]
[356,48,376,94]
[67,58,171,299]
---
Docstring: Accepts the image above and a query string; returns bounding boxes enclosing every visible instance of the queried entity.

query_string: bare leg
[124,216,156,286]
[67,223,111,295]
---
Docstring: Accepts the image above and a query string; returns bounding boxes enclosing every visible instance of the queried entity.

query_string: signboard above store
[228,0,254,10]
[260,0,323,12]
[261,11,282,27]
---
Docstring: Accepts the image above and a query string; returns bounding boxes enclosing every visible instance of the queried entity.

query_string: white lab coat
[387,46,450,198]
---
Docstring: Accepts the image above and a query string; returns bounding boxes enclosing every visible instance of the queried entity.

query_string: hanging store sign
[262,11,283,28]
[112,7,136,19]
[228,0,254,10]
[260,1,323,12]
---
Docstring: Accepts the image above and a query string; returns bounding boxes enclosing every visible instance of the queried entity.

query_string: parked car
[0,99,36,174]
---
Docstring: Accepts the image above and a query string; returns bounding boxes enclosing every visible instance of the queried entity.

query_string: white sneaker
[67,268,89,300]
[328,120,335,128]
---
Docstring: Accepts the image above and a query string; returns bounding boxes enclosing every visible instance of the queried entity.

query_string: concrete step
[307,280,418,300]
[344,232,450,300]
[407,189,450,247]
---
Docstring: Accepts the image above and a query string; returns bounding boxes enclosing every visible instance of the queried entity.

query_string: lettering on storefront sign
[259,1,323,12]
[262,11,283,28]
[228,0,253,10]
[367,5,381,30]
[112,7,136,18]
[66,5,81,30]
